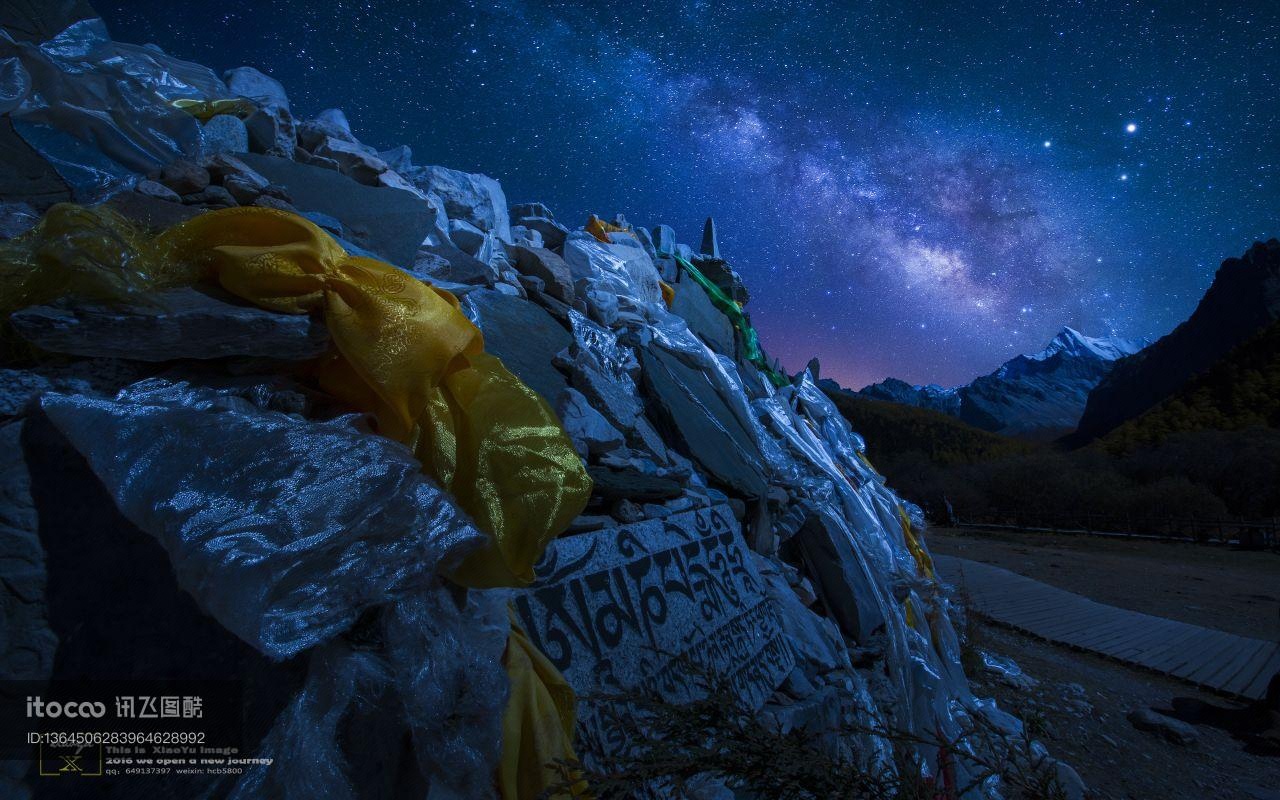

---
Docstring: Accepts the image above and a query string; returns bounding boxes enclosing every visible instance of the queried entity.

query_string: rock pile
[0,5,1080,799]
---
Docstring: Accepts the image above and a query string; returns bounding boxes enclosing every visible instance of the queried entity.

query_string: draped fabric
[151,206,592,589]
[501,611,583,800]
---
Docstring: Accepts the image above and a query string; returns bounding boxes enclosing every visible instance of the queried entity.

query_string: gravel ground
[928,526,1280,640]
[967,620,1280,800]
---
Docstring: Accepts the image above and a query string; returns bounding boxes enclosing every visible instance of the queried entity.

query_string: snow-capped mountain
[856,327,1149,438]
[1021,327,1149,367]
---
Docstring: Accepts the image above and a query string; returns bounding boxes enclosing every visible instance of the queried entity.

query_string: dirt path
[927,526,1280,640]
[968,619,1280,800]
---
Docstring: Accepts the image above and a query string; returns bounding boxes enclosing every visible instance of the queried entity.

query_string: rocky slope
[1073,239,1280,443]
[0,4,1080,799]
[857,327,1146,439]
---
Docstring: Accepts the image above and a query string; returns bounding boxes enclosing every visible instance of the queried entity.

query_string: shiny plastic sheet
[563,232,663,306]
[645,303,797,482]
[0,17,229,196]
[389,588,509,800]
[229,643,390,800]
[40,378,487,659]
[229,589,511,800]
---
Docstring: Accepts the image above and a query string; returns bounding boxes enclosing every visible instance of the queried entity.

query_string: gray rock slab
[464,289,571,404]
[223,66,291,110]
[237,152,435,266]
[512,214,566,250]
[514,504,795,769]
[638,344,769,497]
[671,272,735,355]
[556,388,624,458]
[10,286,330,362]
[1127,707,1198,745]
[586,464,682,502]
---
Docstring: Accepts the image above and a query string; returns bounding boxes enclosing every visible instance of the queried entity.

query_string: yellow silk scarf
[151,206,592,588]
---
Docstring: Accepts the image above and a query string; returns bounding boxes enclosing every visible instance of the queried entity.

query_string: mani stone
[514,504,796,770]
[9,286,330,362]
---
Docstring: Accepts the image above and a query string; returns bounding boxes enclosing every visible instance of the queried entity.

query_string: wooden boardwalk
[934,555,1280,701]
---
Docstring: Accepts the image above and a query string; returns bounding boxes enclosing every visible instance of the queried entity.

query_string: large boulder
[202,114,249,156]
[404,165,510,242]
[310,135,389,186]
[463,289,571,403]
[223,66,291,110]
[555,388,624,458]
[297,108,361,149]
[412,245,498,286]
[9,286,331,362]
[237,152,438,266]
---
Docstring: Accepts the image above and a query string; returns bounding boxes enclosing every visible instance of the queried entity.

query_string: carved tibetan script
[514,504,796,764]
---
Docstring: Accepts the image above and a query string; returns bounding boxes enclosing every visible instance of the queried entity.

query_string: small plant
[543,671,1068,800]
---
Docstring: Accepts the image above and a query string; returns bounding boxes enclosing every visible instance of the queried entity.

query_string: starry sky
[102,0,1279,389]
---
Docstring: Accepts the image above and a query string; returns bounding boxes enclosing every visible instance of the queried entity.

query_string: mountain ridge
[856,326,1146,438]
[1072,239,1280,443]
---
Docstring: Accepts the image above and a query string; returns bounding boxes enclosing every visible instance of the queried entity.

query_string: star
[1126,123,1137,133]
[1043,140,1052,148]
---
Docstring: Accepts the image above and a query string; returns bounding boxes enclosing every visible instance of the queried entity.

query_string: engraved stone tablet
[514,503,796,767]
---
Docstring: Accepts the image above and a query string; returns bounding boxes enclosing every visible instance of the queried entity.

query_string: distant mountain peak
[854,325,1152,438]
[1029,327,1148,364]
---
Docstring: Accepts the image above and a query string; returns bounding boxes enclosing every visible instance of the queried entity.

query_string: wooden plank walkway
[934,555,1280,701]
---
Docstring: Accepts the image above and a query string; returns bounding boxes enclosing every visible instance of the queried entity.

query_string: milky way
[102,0,1279,388]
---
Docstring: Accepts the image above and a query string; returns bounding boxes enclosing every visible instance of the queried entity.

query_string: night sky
[101,1,1279,389]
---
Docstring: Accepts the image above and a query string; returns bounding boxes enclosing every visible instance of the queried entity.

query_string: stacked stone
[0,6,1083,799]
